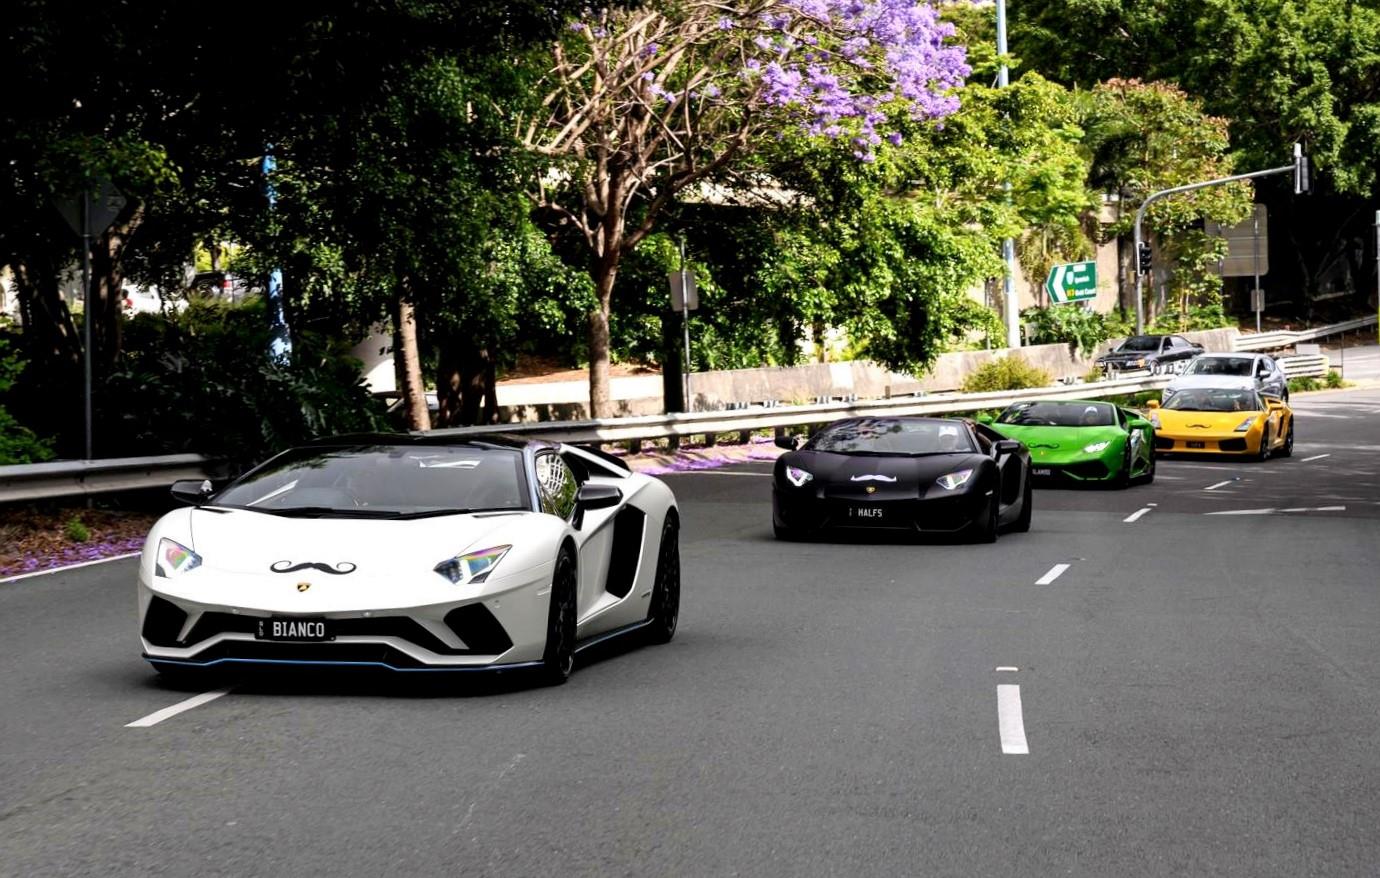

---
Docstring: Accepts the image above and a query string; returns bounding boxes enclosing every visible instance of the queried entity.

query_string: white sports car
[138,434,680,685]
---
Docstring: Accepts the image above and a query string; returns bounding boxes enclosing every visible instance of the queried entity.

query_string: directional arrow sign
[1045,261,1097,304]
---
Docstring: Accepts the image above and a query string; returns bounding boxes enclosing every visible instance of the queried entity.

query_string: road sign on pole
[1045,261,1097,304]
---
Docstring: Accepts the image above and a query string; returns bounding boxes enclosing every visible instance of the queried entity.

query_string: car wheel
[645,517,680,645]
[1279,418,1294,458]
[1255,424,1272,462]
[1011,474,1032,533]
[538,547,578,685]
[971,488,999,544]
[1149,360,1161,375]
[1138,447,1156,485]
[1113,442,1133,489]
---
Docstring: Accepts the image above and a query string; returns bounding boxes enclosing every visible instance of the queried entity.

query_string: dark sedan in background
[1096,334,1204,375]
[772,417,1033,543]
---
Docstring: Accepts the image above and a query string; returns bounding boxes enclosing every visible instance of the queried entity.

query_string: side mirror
[573,482,621,529]
[774,434,801,451]
[994,439,1022,456]
[170,479,214,506]
[1146,399,1161,410]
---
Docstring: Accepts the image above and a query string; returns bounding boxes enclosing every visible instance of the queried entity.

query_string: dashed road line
[997,684,1029,755]
[1035,563,1070,585]
[126,688,233,728]
[1301,453,1331,462]
[1123,507,1152,523]
[1205,506,1347,516]
[1204,480,1235,491]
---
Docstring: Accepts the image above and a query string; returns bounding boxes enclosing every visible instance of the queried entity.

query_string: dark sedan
[1096,334,1204,375]
[771,417,1033,542]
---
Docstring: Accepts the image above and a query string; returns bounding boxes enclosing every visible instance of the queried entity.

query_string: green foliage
[64,518,90,543]
[100,301,387,467]
[1021,305,1113,358]
[1289,375,1323,393]
[1325,369,1344,389]
[0,338,54,465]
[961,356,1054,393]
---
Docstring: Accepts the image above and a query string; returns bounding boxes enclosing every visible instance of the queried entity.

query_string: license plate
[256,617,333,642]
[1033,468,1053,477]
[1186,441,1206,449]
[849,506,886,521]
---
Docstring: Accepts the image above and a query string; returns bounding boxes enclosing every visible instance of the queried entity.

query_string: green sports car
[987,400,1155,487]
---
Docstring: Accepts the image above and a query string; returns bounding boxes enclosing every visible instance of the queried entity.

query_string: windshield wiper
[247,506,407,519]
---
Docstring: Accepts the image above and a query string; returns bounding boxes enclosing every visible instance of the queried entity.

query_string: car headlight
[434,545,510,585]
[1083,441,1111,454]
[156,538,202,579]
[784,466,813,487]
[1234,416,1257,432]
[935,469,973,490]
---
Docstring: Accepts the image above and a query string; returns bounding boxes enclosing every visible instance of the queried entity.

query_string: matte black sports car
[772,417,1033,542]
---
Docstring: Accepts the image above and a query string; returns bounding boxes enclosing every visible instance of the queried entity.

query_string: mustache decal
[270,560,358,575]
[849,474,899,483]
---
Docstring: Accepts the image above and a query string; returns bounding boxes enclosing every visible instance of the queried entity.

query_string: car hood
[990,424,1123,462]
[781,450,985,499]
[1166,375,1260,392]
[186,506,527,577]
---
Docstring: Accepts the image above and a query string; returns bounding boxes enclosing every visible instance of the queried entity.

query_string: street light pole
[996,0,1019,348]
[1133,148,1304,334]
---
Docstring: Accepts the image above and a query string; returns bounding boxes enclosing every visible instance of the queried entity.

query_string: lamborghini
[987,400,1155,487]
[1149,388,1294,459]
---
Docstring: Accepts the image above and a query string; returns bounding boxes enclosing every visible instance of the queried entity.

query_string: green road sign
[1045,261,1097,304]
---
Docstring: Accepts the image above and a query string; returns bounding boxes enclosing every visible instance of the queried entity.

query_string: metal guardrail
[1233,315,1376,352]
[1277,354,1331,380]
[0,454,218,504]
[425,374,1173,444]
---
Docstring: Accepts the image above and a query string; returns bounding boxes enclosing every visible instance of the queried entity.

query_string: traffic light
[1136,242,1152,275]
[1293,142,1311,194]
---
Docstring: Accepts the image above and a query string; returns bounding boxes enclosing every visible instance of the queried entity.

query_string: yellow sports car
[1148,386,1293,459]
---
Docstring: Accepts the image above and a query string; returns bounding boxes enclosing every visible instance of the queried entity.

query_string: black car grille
[1064,461,1110,479]
[142,597,189,647]
[165,605,512,656]
[1154,436,1175,450]
[1218,438,1248,451]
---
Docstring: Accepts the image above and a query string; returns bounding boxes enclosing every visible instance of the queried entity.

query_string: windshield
[213,444,531,517]
[1117,336,1161,352]
[808,418,976,455]
[1184,356,1255,377]
[1162,388,1264,413]
[998,401,1115,427]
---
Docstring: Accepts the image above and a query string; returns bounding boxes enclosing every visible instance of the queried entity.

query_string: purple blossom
[642,42,660,57]
[718,16,735,30]
[887,131,904,145]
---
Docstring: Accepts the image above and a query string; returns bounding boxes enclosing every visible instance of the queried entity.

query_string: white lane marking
[1146,502,1159,506]
[1123,507,1152,523]
[1206,506,1346,516]
[1288,411,1351,419]
[1302,454,1331,462]
[995,666,1019,672]
[0,552,141,585]
[1204,480,1235,491]
[126,688,232,728]
[666,470,772,477]
[1035,563,1070,585]
[998,685,1029,755]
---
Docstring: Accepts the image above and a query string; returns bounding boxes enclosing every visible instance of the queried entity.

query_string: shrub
[962,355,1053,393]
[1288,376,1322,393]
[0,338,54,465]
[98,300,388,468]
[1021,305,1110,359]
[1325,369,1343,389]
[64,517,90,543]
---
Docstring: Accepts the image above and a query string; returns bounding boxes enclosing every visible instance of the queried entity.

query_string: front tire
[1137,447,1156,484]
[538,548,578,686]
[1255,424,1273,462]
[971,489,999,544]
[1011,474,1033,533]
[1278,418,1294,458]
[646,517,680,645]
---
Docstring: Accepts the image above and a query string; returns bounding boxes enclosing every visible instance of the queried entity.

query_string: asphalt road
[3,388,1380,877]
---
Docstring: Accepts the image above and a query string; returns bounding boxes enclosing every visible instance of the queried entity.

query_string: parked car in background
[1163,352,1288,402]
[1096,335,1204,375]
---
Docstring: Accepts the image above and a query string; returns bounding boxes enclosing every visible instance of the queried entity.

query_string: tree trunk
[435,338,499,428]
[435,343,463,428]
[394,292,431,431]
[588,258,617,419]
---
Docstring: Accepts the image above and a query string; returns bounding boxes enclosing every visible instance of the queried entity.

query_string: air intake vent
[142,597,188,647]
[604,506,647,598]
[444,604,513,655]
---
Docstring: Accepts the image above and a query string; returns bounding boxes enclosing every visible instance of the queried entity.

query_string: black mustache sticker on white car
[269,560,358,575]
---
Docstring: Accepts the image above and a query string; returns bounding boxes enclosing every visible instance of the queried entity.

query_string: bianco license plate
[256,618,332,642]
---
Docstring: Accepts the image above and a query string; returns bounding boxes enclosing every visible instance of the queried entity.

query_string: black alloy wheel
[1011,473,1033,533]
[1255,424,1273,462]
[1113,441,1133,489]
[971,486,1000,544]
[646,517,680,644]
[538,548,578,685]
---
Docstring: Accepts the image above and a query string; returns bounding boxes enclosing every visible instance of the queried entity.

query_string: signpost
[668,237,698,411]
[1045,261,1097,304]
[57,181,127,461]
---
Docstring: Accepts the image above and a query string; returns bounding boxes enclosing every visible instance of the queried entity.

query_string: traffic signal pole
[1132,144,1309,334]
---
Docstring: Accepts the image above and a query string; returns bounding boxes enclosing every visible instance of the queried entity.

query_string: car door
[1120,408,1152,467]
[534,450,617,623]
[1258,357,1286,398]
[973,422,1025,516]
